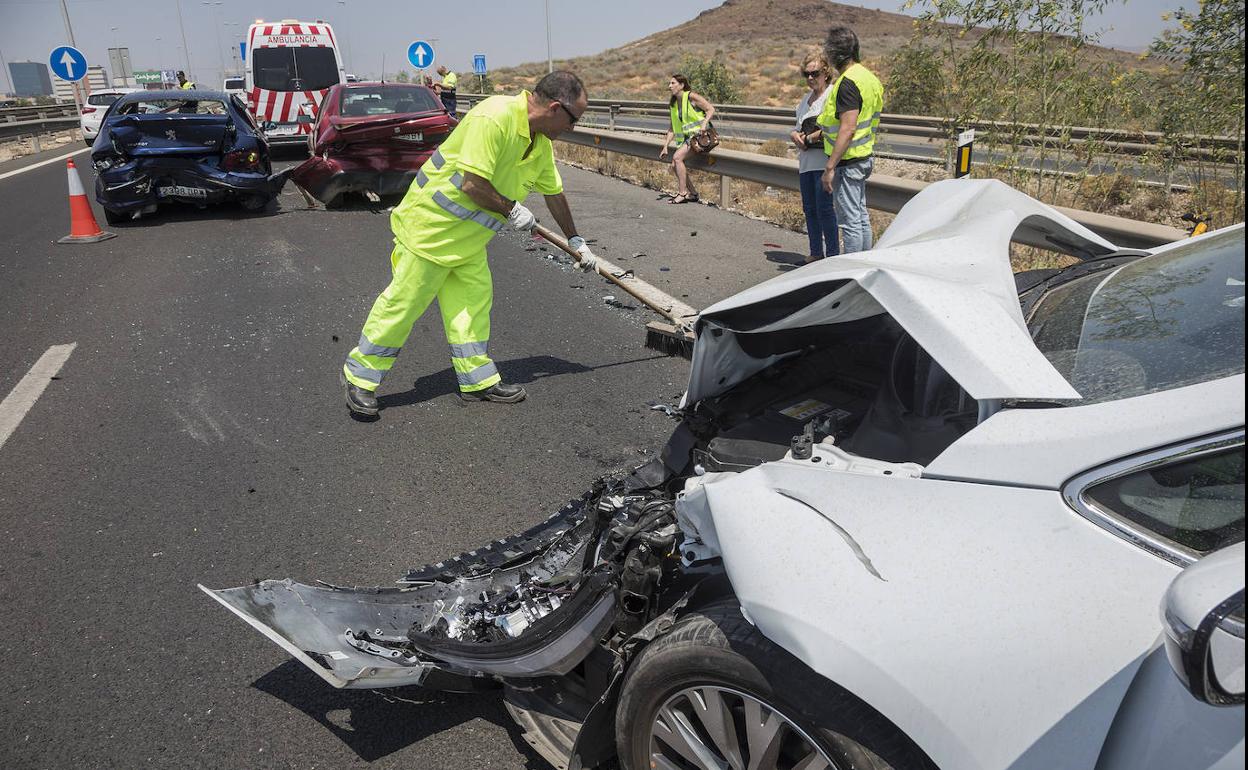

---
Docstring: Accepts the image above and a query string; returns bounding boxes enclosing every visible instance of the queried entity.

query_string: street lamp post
[335,1,352,73]
[545,0,552,73]
[202,1,225,88]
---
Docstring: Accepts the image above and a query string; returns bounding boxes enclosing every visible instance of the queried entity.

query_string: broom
[531,223,697,359]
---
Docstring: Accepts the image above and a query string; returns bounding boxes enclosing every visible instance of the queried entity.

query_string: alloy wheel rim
[647,684,839,770]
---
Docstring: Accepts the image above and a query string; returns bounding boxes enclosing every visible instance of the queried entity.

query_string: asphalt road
[0,145,709,768]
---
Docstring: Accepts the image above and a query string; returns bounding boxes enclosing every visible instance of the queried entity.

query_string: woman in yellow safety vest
[659,74,715,204]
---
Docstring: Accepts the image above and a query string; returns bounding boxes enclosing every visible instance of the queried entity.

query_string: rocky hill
[490,0,1155,107]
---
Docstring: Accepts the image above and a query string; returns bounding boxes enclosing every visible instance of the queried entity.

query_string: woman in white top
[790,51,839,263]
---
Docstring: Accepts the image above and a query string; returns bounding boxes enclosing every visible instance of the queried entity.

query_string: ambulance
[245,19,345,145]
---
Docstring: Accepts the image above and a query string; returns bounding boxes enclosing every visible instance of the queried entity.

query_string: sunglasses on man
[556,101,580,124]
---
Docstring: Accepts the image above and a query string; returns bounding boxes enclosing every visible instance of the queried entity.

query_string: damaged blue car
[91,90,289,224]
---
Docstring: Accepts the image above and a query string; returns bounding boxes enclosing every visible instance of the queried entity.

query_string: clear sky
[0,0,1191,94]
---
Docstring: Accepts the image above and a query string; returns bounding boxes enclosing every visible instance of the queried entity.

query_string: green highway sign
[134,70,162,84]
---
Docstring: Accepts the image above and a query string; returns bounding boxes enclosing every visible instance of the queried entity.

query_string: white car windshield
[1029,227,1245,404]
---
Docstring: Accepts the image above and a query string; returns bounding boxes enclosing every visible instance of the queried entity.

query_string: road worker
[176,71,196,90]
[340,70,598,416]
[819,26,884,254]
[436,65,459,114]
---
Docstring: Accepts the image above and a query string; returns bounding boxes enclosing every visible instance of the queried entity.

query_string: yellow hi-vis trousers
[343,243,501,393]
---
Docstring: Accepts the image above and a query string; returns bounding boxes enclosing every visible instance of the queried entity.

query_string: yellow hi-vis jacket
[390,91,563,266]
[180,81,196,90]
[818,62,883,161]
[442,71,458,92]
[669,91,706,143]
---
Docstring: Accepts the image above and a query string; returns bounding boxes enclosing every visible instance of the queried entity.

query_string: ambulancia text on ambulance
[245,19,345,145]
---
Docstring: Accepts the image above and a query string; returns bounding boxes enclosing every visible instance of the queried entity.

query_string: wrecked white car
[203,180,1246,770]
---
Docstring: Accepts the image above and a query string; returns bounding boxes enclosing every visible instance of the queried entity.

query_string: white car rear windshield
[88,93,126,106]
[1029,228,1245,404]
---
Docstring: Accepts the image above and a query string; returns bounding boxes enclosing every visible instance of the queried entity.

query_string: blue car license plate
[157,185,207,199]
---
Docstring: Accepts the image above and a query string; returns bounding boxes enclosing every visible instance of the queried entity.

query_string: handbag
[799,116,821,149]
[689,122,719,154]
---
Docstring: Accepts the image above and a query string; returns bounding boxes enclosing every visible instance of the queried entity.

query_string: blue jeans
[832,157,873,254]
[799,170,839,258]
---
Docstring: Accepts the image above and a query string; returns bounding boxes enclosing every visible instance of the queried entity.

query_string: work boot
[341,372,380,416]
[459,382,527,403]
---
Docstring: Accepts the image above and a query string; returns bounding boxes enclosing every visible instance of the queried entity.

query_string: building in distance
[9,61,54,97]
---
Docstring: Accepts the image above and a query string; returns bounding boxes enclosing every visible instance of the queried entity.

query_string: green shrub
[677,53,742,104]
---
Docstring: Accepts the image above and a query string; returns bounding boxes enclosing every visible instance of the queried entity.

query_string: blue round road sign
[49,45,88,82]
[407,40,436,69]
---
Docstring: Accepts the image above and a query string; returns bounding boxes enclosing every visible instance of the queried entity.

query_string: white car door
[1084,443,1246,770]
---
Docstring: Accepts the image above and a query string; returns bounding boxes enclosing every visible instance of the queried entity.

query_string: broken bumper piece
[200,579,445,689]
[199,488,680,690]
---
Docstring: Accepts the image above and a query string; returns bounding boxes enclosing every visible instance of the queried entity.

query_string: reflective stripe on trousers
[342,243,501,393]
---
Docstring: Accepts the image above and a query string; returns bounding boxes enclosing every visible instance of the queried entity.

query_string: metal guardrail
[0,104,79,123]
[460,95,1240,162]
[0,116,80,141]
[558,125,1187,250]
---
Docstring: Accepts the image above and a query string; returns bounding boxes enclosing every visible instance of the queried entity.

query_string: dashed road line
[0,147,91,182]
[0,344,77,451]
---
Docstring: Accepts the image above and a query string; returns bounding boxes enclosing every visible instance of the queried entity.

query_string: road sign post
[407,40,436,82]
[49,44,88,116]
[955,128,975,179]
[473,54,487,95]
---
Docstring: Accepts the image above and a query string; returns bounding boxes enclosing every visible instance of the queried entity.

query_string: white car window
[1029,228,1245,404]
[1085,446,1245,557]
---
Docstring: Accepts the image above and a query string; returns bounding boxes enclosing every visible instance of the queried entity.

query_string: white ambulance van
[245,19,344,146]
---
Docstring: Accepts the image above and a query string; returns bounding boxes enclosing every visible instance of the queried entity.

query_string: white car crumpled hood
[682,179,1118,407]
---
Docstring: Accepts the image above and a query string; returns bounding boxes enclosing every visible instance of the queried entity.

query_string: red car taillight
[81,106,97,115]
[221,149,262,172]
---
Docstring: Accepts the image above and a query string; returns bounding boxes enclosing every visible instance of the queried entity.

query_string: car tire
[615,601,936,770]
[102,207,127,226]
[323,194,344,210]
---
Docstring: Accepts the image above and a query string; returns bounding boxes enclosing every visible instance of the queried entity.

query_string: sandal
[686,193,700,203]
[668,193,691,204]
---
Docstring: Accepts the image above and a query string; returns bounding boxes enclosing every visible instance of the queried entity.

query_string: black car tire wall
[614,600,938,770]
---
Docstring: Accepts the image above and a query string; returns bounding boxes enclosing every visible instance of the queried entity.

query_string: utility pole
[57,0,83,114]
[545,0,553,73]
[175,0,193,78]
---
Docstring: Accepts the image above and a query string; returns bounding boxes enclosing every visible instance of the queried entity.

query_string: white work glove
[568,236,598,272]
[507,202,536,231]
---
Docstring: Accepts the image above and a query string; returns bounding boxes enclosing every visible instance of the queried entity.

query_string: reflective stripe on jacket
[390,90,563,265]
[817,63,884,161]
[669,91,706,143]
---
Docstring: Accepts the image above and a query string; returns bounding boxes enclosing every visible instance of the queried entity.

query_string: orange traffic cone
[57,158,116,244]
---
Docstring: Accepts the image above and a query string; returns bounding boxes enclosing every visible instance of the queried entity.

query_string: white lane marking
[0,344,77,451]
[0,147,91,182]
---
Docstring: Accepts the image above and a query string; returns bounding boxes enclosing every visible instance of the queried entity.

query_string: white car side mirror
[1162,541,1246,706]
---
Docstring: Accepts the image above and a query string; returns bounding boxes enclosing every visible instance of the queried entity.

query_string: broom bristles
[644,322,695,360]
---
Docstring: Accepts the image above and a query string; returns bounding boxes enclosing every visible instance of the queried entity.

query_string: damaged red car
[290,82,455,207]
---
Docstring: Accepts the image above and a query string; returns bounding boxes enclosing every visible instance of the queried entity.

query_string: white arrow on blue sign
[407,40,436,69]
[49,45,88,82]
